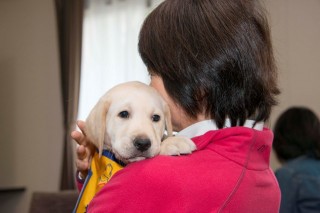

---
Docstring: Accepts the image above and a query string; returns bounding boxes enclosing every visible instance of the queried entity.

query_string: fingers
[76,144,91,175]
[76,160,89,177]
[71,120,93,179]
[71,130,86,146]
[77,144,87,160]
[77,120,86,136]
[71,120,87,146]
[76,147,90,171]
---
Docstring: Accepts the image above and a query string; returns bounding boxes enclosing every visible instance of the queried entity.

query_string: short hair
[273,107,320,162]
[138,0,280,128]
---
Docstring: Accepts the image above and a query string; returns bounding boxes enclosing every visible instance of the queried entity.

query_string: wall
[0,0,319,212]
[0,0,63,212]
[263,0,320,170]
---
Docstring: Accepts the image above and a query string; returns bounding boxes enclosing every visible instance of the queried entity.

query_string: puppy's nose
[133,138,151,152]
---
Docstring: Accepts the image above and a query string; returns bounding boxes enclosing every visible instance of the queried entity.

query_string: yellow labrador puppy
[84,81,196,163]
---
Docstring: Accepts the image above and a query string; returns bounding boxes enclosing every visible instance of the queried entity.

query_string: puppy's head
[84,81,172,163]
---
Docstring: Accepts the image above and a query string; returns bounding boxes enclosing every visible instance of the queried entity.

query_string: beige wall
[0,0,319,212]
[263,0,320,170]
[0,0,63,212]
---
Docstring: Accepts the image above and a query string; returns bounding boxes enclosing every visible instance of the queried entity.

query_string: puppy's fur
[84,81,196,163]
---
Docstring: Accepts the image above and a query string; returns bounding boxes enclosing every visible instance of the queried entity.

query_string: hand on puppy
[71,120,95,180]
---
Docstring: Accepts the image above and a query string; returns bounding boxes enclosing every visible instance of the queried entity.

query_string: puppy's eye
[118,111,129,119]
[152,114,161,122]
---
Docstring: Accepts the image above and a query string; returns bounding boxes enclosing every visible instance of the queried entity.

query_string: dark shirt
[276,154,320,213]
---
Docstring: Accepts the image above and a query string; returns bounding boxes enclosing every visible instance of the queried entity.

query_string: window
[78,0,163,120]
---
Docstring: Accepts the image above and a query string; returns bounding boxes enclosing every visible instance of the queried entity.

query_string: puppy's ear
[84,99,110,157]
[164,103,173,137]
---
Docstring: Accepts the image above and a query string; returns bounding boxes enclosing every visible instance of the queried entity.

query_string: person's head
[139,0,279,131]
[273,107,320,163]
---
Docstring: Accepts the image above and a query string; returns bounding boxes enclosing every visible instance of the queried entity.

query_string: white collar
[176,119,264,138]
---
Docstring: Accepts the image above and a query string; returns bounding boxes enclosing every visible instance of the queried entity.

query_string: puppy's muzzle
[133,137,151,152]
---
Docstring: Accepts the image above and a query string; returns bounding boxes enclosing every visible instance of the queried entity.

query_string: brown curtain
[55,0,84,190]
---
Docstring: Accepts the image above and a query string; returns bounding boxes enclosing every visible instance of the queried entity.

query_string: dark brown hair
[138,0,280,128]
[273,107,320,162]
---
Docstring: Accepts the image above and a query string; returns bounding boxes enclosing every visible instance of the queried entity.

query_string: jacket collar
[177,119,264,139]
[191,127,273,170]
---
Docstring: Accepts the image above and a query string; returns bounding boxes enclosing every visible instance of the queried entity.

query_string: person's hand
[71,120,95,180]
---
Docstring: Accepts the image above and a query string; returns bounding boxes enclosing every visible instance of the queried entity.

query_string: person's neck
[173,114,208,132]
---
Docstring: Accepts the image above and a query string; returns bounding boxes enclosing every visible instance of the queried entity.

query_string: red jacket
[84,127,281,212]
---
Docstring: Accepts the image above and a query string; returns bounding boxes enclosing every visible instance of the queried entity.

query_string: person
[71,0,281,212]
[273,107,320,213]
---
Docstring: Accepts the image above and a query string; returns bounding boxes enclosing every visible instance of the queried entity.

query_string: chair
[29,190,79,213]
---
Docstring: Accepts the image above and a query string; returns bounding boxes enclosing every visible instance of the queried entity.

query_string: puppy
[74,81,197,212]
[84,81,196,164]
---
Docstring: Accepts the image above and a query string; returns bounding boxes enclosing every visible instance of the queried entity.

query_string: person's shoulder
[87,156,183,212]
[102,155,185,199]
[275,165,293,178]
[286,156,319,170]
[129,155,183,172]
[113,155,183,184]
[277,156,320,180]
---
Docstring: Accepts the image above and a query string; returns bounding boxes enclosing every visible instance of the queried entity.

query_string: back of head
[273,107,320,162]
[139,0,280,128]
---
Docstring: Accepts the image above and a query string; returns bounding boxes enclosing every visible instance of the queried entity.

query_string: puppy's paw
[160,136,196,156]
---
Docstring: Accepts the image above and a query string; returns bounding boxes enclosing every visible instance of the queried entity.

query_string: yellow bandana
[73,150,125,213]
